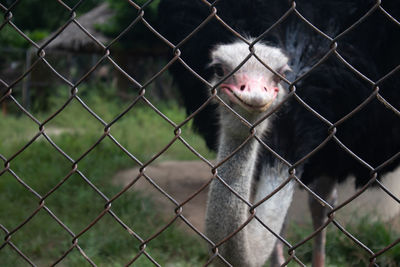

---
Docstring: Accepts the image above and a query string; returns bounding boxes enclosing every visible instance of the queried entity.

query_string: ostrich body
[205,43,294,266]
[158,0,400,266]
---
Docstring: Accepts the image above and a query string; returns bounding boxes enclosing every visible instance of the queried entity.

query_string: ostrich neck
[205,122,294,266]
[216,128,260,197]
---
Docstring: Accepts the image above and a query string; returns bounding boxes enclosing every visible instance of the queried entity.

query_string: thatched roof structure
[42,3,113,52]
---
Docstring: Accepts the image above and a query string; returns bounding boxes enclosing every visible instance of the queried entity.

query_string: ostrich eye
[273,73,285,84]
[274,64,291,83]
[213,64,225,77]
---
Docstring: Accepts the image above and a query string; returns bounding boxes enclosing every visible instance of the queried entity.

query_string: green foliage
[1,0,101,47]
[0,0,162,48]
[0,27,50,48]
[99,0,161,49]
[0,25,27,47]
[0,95,212,265]
[28,30,50,43]
[287,219,400,266]
[2,0,101,31]
[1,0,162,48]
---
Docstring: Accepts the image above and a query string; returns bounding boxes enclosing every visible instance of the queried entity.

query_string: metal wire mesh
[0,0,399,266]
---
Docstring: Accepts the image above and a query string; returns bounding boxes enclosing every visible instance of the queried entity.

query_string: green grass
[286,218,400,267]
[0,94,213,266]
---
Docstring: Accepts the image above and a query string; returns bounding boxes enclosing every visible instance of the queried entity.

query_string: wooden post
[2,101,7,116]
[22,48,33,110]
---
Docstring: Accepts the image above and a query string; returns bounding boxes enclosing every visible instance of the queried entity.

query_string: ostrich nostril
[264,87,268,92]
[240,85,246,91]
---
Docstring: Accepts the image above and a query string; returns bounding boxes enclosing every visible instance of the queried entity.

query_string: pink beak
[220,74,279,111]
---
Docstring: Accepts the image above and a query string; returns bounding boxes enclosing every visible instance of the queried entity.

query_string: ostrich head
[210,41,290,134]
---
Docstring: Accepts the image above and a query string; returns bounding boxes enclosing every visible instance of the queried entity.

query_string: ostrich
[158,0,400,266]
[204,42,294,266]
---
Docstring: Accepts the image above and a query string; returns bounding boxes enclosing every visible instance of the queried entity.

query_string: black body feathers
[158,0,400,186]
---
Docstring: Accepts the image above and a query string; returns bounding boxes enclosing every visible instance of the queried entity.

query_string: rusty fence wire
[0,0,399,266]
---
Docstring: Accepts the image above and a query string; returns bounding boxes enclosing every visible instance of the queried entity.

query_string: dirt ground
[113,161,400,233]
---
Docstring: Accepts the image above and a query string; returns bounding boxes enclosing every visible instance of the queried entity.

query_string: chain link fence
[1,0,399,266]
